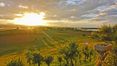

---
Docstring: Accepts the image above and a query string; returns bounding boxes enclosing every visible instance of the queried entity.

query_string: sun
[13,12,46,26]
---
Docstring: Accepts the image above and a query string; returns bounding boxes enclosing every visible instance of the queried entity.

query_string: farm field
[0,27,98,66]
[1,0,117,66]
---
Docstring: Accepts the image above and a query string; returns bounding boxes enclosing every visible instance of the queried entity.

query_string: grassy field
[0,27,99,66]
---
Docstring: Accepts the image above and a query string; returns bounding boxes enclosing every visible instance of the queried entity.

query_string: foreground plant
[57,56,63,66]
[32,53,43,66]
[60,42,79,66]
[44,56,54,66]
[7,59,24,66]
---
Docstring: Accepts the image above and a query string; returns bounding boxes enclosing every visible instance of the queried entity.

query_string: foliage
[83,46,94,62]
[44,56,54,66]
[32,53,43,66]
[5,27,115,66]
[6,42,97,66]
[25,49,34,65]
[25,48,43,66]
[0,26,109,66]
[112,47,117,66]
[59,42,80,66]
[57,56,63,66]
[7,59,24,66]
[91,24,117,66]
[92,25,117,44]
[105,47,117,66]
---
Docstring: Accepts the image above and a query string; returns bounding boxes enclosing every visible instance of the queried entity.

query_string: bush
[91,25,117,43]
[7,59,24,66]
[44,56,54,66]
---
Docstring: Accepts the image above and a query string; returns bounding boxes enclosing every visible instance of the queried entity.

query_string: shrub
[44,56,54,66]
[7,59,24,66]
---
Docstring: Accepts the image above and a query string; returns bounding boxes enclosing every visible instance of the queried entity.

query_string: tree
[32,53,43,66]
[7,59,24,66]
[44,56,54,66]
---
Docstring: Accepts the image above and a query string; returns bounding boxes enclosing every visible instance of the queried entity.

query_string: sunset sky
[0,0,117,27]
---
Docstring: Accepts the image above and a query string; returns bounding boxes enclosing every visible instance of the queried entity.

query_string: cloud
[0,2,5,7]
[65,0,86,5]
[18,5,28,9]
[0,0,117,27]
[81,13,98,19]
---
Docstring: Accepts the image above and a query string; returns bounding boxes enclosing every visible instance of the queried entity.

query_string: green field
[0,27,99,66]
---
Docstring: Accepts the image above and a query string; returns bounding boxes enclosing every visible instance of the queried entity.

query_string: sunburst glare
[13,12,46,26]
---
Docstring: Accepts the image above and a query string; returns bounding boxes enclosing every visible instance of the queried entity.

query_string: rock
[95,44,112,53]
